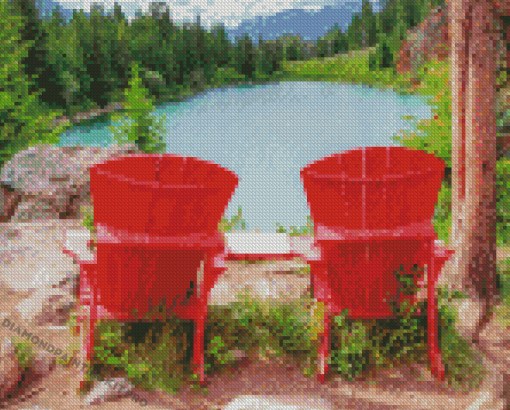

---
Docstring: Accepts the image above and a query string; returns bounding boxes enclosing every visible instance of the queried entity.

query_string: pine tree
[9,0,67,109]
[346,14,364,51]
[0,0,48,165]
[108,63,167,153]
[361,0,378,49]
[368,33,395,71]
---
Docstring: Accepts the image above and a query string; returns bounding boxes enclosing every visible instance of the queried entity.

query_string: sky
[53,0,385,29]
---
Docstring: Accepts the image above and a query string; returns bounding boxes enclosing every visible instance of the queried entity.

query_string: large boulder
[0,221,80,293]
[0,220,82,326]
[0,144,139,222]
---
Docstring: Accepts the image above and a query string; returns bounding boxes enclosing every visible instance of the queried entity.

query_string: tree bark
[440,0,500,343]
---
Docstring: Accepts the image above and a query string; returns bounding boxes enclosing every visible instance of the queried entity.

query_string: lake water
[57,81,436,233]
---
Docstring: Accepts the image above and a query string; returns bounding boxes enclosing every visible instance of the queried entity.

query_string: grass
[12,339,36,373]
[278,47,429,96]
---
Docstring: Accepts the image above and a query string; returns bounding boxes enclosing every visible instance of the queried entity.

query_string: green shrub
[12,339,36,372]
[218,206,247,233]
[275,216,314,236]
[330,312,372,380]
[436,286,486,392]
[212,67,247,85]
[92,306,190,395]
[82,206,95,232]
[89,267,484,395]
[497,160,510,246]
[433,180,452,244]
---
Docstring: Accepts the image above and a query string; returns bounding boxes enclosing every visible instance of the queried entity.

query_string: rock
[18,407,52,410]
[209,261,311,316]
[0,143,139,222]
[0,221,81,326]
[223,395,332,410]
[0,337,22,400]
[0,183,21,223]
[15,287,76,327]
[32,352,57,376]
[85,377,134,406]
[437,258,492,344]
[0,222,80,293]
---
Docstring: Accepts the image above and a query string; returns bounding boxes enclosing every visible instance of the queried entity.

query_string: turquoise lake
[57,81,436,233]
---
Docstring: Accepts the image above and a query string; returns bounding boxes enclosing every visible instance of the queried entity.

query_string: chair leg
[427,253,445,381]
[193,307,207,386]
[317,309,331,384]
[80,302,97,392]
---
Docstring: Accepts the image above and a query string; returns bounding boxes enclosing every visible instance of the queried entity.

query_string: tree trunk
[440,0,500,344]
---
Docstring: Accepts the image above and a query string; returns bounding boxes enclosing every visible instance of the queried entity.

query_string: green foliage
[92,308,189,395]
[12,339,36,371]
[360,0,379,48]
[328,265,427,380]
[107,62,167,153]
[345,14,364,51]
[89,258,484,393]
[436,287,486,391]
[10,0,69,109]
[330,312,372,379]
[218,207,247,233]
[275,216,314,236]
[368,34,395,71]
[235,34,257,79]
[257,40,285,77]
[392,59,452,167]
[497,259,510,306]
[316,39,333,59]
[0,0,52,167]
[432,180,452,244]
[82,206,95,232]
[212,67,247,85]
[497,160,510,246]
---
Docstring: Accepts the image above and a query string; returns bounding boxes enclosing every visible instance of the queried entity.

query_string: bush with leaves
[436,286,486,391]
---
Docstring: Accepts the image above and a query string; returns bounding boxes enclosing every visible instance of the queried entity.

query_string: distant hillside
[32,1,360,44]
[33,0,75,22]
[223,4,363,43]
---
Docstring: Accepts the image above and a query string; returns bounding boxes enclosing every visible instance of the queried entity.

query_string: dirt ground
[0,220,509,410]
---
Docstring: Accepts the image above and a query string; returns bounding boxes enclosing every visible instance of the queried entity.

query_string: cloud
[302,5,322,11]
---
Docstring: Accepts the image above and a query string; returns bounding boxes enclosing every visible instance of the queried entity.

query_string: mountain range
[223,3,364,43]
[31,0,378,43]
